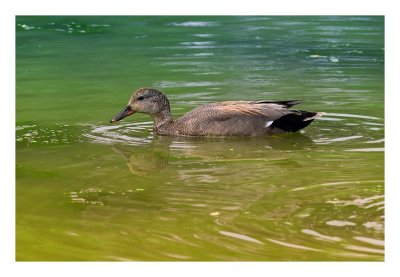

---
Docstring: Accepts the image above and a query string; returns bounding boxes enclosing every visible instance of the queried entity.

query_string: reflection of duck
[112,142,170,176]
[113,134,314,175]
[110,88,323,136]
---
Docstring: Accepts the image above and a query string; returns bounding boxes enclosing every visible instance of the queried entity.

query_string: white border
[2,0,399,276]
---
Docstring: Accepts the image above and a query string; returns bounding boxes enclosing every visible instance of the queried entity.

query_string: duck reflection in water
[112,133,315,176]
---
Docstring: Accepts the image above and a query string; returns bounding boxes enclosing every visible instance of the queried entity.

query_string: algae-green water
[16,16,384,261]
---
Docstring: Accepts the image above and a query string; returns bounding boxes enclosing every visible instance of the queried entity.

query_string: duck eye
[137,96,145,101]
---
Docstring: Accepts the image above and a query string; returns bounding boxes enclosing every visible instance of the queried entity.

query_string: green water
[16,16,384,261]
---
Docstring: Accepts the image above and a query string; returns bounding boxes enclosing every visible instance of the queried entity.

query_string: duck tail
[271,111,324,132]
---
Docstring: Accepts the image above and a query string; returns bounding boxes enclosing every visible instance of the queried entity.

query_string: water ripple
[301,229,342,242]
[219,231,264,245]
[82,122,153,146]
[155,81,223,88]
[267,238,320,252]
[168,21,218,27]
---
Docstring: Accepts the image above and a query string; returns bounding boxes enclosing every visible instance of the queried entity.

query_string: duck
[110,88,323,136]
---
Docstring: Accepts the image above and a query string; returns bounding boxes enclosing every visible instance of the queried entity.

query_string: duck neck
[152,110,173,128]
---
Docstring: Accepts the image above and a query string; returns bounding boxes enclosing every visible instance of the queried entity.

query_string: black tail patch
[271,111,320,132]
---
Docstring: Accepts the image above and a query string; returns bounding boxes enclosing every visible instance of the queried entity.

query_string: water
[16,16,384,261]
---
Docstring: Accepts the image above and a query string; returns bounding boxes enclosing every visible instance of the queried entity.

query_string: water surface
[16,16,384,261]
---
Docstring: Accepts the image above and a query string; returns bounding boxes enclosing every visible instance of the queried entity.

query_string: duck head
[110,88,170,123]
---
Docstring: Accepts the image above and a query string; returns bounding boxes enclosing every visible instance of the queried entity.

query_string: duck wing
[203,100,301,117]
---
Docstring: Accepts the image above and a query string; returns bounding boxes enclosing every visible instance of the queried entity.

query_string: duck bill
[110,106,135,123]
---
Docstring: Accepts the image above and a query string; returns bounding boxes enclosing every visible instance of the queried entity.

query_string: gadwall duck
[110,88,323,136]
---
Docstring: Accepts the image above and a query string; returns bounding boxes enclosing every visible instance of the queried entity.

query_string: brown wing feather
[205,101,290,118]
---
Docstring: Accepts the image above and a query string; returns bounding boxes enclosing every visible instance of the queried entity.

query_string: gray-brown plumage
[110,88,323,136]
